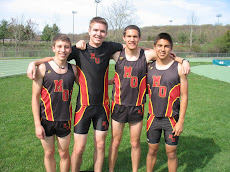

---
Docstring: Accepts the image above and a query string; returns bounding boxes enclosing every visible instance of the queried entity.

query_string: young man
[28,17,123,172]
[107,26,190,172]
[146,33,188,172]
[31,34,78,172]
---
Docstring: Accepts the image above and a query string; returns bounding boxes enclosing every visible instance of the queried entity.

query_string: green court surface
[1,58,230,84]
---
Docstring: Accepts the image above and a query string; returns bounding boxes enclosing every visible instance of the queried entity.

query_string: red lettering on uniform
[54,80,63,92]
[169,134,175,142]
[152,76,161,87]
[62,89,69,101]
[102,121,108,129]
[90,53,95,59]
[95,57,100,64]
[159,86,167,97]
[124,66,132,78]
[130,76,138,88]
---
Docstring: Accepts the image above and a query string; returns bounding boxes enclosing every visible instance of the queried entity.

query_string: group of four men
[29,17,189,172]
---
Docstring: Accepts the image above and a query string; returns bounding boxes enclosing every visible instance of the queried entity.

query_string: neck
[89,41,102,48]
[53,59,67,69]
[125,48,140,61]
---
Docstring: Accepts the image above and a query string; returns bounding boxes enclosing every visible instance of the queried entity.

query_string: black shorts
[74,105,110,134]
[41,119,71,138]
[146,114,179,145]
[111,104,144,123]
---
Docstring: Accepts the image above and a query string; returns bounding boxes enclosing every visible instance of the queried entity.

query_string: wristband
[182,59,189,63]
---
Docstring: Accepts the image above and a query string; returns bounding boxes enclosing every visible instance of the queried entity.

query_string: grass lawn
[0,62,229,171]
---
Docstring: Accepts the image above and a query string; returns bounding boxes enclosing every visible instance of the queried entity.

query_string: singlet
[147,61,180,117]
[112,49,147,106]
[40,62,75,121]
[68,41,123,106]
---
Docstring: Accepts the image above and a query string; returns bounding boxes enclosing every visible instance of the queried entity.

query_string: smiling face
[88,22,107,47]
[154,39,172,60]
[52,40,72,61]
[123,29,141,50]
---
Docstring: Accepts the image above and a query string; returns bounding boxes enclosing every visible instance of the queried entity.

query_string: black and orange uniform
[40,62,75,137]
[111,49,147,123]
[146,61,180,145]
[68,42,123,134]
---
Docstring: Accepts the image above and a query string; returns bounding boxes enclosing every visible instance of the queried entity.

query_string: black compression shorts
[74,105,110,134]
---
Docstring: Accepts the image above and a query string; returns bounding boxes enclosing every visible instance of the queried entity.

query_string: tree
[187,12,199,47]
[0,20,9,45]
[214,30,230,53]
[178,32,187,46]
[101,0,139,42]
[41,24,60,42]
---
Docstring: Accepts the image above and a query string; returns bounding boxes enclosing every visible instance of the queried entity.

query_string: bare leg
[129,121,143,172]
[109,120,125,172]
[57,134,71,172]
[146,143,160,172]
[93,130,108,172]
[165,144,178,172]
[40,136,56,172]
[71,133,88,172]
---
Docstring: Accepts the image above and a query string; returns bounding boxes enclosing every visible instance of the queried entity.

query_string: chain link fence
[0,50,230,58]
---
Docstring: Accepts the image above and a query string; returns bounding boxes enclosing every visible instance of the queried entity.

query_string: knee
[130,139,140,149]
[72,145,85,157]
[44,149,55,159]
[111,138,121,149]
[166,150,177,160]
[148,147,158,156]
[95,140,105,151]
[59,149,70,159]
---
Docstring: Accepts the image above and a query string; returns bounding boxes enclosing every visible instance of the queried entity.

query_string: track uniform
[146,61,180,145]
[40,62,75,137]
[68,42,123,134]
[111,49,147,123]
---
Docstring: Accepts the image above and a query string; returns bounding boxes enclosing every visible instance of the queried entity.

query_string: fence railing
[0,50,230,58]
[0,50,53,58]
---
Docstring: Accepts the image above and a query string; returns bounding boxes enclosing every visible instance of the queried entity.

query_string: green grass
[0,63,230,171]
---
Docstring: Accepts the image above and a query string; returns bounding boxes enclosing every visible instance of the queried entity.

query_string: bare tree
[100,0,139,42]
[187,12,199,47]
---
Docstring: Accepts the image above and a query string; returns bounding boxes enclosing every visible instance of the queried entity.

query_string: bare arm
[31,64,46,139]
[173,63,188,136]
[27,57,54,80]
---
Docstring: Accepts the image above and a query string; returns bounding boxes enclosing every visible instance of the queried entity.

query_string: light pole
[72,11,77,41]
[95,0,101,17]
[216,14,222,25]
[169,20,173,26]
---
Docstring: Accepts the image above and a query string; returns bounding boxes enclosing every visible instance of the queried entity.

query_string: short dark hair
[52,34,71,47]
[154,33,173,48]
[123,25,141,37]
[89,17,108,31]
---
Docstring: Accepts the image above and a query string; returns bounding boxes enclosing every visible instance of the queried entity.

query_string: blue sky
[0,0,229,34]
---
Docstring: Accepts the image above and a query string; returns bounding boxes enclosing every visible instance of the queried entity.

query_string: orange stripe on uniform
[146,114,155,132]
[165,84,180,117]
[103,104,110,122]
[147,84,154,115]
[103,67,110,105]
[77,66,90,105]
[41,86,54,121]
[74,106,87,126]
[168,116,177,129]
[136,75,146,106]
[111,100,115,114]
[114,72,121,104]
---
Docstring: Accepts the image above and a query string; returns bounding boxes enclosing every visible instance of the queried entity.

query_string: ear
[52,46,55,53]
[123,36,126,42]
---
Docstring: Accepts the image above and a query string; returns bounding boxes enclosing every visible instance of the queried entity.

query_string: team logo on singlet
[90,53,100,64]
[152,76,167,97]
[54,79,70,101]
[124,66,138,88]
[48,70,51,73]
[120,57,123,60]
